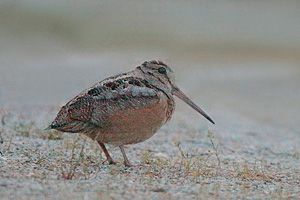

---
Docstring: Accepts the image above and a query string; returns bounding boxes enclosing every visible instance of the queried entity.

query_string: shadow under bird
[48,60,215,166]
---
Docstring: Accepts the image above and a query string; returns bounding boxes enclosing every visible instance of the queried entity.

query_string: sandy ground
[0,53,299,199]
[1,1,300,199]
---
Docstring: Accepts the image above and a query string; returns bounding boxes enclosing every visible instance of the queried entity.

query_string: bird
[47,60,215,167]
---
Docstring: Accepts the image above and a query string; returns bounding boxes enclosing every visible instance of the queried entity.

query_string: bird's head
[137,60,215,124]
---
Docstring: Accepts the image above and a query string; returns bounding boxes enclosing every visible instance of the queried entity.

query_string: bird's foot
[123,160,133,168]
[102,158,117,165]
[108,159,117,165]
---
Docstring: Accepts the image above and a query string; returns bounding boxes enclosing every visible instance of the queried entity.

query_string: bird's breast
[91,92,175,145]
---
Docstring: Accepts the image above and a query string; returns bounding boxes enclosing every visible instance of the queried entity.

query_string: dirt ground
[0,54,299,199]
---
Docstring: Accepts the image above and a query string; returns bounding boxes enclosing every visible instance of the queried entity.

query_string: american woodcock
[48,60,215,166]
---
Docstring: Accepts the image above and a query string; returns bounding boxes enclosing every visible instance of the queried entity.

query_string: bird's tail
[44,125,52,131]
[44,124,53,131]
[44,122,67,131]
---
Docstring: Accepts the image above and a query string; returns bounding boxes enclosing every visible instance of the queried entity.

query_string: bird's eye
[158,67,167,74]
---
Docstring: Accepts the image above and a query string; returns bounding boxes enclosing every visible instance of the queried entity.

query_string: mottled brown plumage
[48,60,214,166]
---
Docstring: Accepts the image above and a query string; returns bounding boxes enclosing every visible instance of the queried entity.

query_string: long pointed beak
[172,87,215,124]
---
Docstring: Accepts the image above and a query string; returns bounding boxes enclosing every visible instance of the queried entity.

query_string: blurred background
[0,0,299,130]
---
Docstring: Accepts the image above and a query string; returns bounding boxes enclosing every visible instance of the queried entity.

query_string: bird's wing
[50,77,159,132]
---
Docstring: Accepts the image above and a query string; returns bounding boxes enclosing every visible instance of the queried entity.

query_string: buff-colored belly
[90,97,170,146]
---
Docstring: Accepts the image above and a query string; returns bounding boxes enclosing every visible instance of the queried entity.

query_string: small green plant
[60,137,83,180]
[175,142,218,178]
[13,121,35,137]
[207,130,221,167]
[60,136,100,180]
[233,160,274,182]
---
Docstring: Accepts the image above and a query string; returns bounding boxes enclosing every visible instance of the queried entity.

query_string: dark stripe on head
[142,60,168,67]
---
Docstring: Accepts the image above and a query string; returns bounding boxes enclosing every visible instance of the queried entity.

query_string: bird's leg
[119,146,132,167]
[97,142,116,165]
